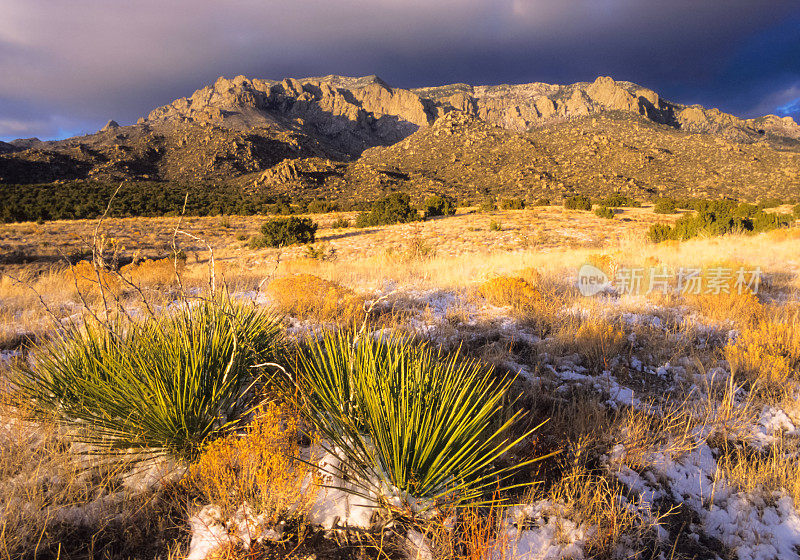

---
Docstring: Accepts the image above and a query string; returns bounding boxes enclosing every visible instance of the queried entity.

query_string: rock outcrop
[2,74,799,196]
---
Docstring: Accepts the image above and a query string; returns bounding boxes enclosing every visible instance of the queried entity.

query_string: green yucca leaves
[292,330,549,516]
[15,298,284,462]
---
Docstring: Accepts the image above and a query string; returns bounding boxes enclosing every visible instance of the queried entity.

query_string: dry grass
[266,273,366,326]
[725,308,800,397]
[0,404,185,559]
[717,437,800,509]
[555,318,630,373]
[120,256,186,288]
[479,276,542,309]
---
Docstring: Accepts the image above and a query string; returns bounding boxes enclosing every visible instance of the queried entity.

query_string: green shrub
[653,198,678,214]
[289,331,546,515]
[648,201,794,242]
[499,198,525,210]
[422,194,457,218]
[330,217,351,228]
[564,195,592,211]
[250,216,318,248]
[307,199,338,214]
[594,206,615,219]
[648,223,676,243]
[759,198,784,209]
[596,193,640,208]
[355,193,418,227]
[793,203,800,218]
[489,219,502,231]
[15,299,284,462]
[479,198,497,212]
[533,197,550,206]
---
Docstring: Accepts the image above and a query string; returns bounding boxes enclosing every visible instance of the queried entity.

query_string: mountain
[1,75,799,203]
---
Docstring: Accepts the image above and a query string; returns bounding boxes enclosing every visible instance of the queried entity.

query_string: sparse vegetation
[499,197,525,210]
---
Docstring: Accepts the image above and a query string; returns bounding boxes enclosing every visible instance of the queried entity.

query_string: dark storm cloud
[1,0,799,140]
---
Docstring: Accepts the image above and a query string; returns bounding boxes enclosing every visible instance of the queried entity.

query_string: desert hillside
[2,75,798,208]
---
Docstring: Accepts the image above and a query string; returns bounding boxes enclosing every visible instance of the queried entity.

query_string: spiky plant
[291,330,549,517]
[15,298,284,462]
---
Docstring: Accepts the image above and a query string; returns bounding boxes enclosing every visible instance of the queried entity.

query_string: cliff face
[146,74,435,155]
[1,74,799,203]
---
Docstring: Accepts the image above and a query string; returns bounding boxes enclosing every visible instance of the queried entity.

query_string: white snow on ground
[610,443,800,560]
[307,450,381,530]
[750,406,798,448]
[499,501,587,560]
[186,503,285,560]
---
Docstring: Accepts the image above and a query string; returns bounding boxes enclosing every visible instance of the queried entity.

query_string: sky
[1,0,799,142]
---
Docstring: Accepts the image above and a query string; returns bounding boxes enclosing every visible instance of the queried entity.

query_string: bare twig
[171,194,190,303]
[90,182,124,322]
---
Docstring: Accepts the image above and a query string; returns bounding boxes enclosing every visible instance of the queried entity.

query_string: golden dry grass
[265,273,366,326]
[725,308,800,397]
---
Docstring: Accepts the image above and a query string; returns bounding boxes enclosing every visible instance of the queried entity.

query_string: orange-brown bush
[120,257,185,287]
[62,259,122,298]
[684,289,763,326]
[266,274,365,325]
[186,402,318,522]
[479,276,541,309]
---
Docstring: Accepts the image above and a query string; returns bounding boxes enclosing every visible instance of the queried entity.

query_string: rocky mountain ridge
[1,74,799,203]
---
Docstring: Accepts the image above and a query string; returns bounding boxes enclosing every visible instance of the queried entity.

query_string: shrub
[759,198,784,209]
[186,402,318,521]
[62,259,122,299]
[653,198,677,214]
[596,193,640,208]
[648,201,794,242]
[479,198,497,212]
[355,192,418,227]
[120,256,186,287]
[793,203,800,218]
[479,276,541,309]
[533,197,550,206]
[422,194,457,218]
[330,217,350,228]
[307,199,338,214]
[289,331,546,516]
[249,216,318,248]
[266,274,365,325]
[15,298,284,461]
[489,219,502,231]
[594,206,615,219]
[564,196,592,211]
[499,198,525,210]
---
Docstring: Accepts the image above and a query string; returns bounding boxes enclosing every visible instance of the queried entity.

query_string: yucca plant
[15,298,284,462]
[291,330,549,518]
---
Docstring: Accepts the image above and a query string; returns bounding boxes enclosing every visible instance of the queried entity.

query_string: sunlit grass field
[1,205,799,559]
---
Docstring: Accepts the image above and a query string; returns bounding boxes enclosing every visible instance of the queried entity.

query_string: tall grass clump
[290,331,547,518]
[15,298,284,462]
